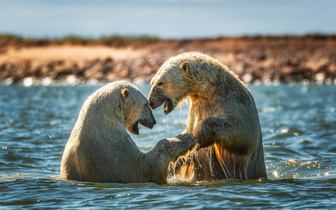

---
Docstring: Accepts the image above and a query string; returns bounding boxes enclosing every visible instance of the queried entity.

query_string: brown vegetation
[1,35,336,84]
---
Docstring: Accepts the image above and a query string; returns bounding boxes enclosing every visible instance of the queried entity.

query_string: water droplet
[272,171,279,178]
[262,106,276,113]
[166,115,169,133]
[49,121,58,125]
[115,194,130,198]
[280,128,288,134]
[134,135,138,145]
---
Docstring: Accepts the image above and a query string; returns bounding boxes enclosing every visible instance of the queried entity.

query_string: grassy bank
[0,34,160,48]
[1,33,336,48]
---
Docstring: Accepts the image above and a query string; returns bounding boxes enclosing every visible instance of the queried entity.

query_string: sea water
[0,82,335,208]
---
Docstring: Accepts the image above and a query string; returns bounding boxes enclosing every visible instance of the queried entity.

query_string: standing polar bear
[148,52,267,181]
[60,81,196,184]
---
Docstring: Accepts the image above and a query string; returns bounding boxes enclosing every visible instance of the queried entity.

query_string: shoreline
[2,79,334,88]
[1,36,336,84]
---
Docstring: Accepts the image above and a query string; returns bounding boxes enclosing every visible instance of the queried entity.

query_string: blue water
[1,82,335,208]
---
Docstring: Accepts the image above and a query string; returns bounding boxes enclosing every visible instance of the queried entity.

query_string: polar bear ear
[121,88,129,100]
[180,61,190,72]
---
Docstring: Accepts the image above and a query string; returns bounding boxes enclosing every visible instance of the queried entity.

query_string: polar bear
[148,52,267,181]
[60,81,196,184]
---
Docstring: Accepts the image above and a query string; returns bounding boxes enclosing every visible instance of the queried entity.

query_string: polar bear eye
[157,81,164,86]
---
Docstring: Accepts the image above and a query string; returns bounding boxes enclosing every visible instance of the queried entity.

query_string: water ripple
[0,83,335,208]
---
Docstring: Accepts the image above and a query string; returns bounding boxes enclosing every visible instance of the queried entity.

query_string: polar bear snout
[148,86,168,110]
[139,106,156,129]
[139,118,156,129]
[148,90,174,115]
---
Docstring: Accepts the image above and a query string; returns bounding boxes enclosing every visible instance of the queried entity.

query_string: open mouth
[139,119,155,129]
[130,119,156,135]
[131,122,140,135]
[163,98,173,115]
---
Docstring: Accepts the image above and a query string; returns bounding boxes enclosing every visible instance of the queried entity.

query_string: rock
[0,37,335,83]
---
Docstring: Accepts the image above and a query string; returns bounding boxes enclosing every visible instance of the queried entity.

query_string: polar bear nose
[149,101,154,108]
[140,118,156,129]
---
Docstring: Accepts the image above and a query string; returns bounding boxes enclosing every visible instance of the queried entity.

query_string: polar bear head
[148,52,229,115]
[147,55,195,115]
[82,81,156,135]
[120,83,157,135]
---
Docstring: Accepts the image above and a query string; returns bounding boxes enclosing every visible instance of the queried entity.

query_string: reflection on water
[0,82,335,208]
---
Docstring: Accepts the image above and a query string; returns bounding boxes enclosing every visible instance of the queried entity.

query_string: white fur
[149,52,267,181]
[60,81,196,184]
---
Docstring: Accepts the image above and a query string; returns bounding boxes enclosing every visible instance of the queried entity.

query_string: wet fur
[60,81,196,184]
[148,52,267,180]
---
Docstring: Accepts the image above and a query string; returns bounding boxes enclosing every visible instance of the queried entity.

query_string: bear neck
[77,97,126,137]
[187,74,221,101]
[189,67,248,100]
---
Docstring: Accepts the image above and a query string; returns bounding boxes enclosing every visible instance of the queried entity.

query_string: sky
[1,0,336,39]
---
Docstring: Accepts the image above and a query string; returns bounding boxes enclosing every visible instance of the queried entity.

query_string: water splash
[167,151,195,183]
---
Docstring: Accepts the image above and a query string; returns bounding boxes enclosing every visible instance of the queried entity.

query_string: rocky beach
[1,35,336,84]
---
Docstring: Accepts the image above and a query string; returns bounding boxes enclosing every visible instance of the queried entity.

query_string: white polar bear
[148,52,267,181]
[60,81,196,184]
